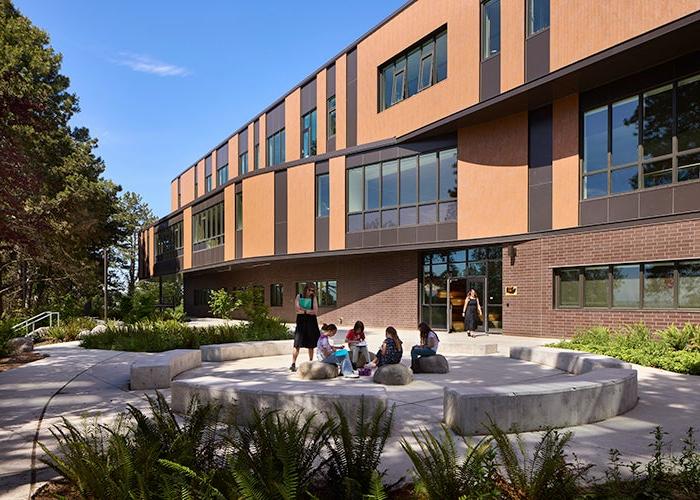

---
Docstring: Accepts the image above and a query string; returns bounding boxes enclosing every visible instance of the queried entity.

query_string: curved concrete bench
[130,349,202,390]
[443,346,638,435]
[171,375,387,424]
[200,339,293,362]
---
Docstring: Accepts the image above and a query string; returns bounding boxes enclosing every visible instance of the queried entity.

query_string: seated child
[345,320,370,368]
[369,326,403,368]
[410,322,439,372]
[317,323,346,366]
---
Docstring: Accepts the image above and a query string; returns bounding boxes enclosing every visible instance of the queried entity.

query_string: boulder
[25,326,50,341]
[7,337,33,355]
[298,361,338,380]
[373,364,414,385]
[415,354,450,374]
[91,324,108,335]
[76,329,94,340]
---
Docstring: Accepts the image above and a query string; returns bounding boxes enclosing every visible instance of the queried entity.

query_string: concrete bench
[130,349,202,390]
[200,340,293,362]
[444,368,638,435]
[509,346,633,374]
[171,375,387,424]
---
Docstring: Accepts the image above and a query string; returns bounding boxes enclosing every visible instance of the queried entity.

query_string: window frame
[316,173,330,218]
[295,280,338,307]
[192,203,225,252]
[301,109,317,158]
[155,221,184,262]
[526,0,550,38]
[267,129,286,167]
[481,0,501,61]
[327,96,336,138]
[270,283,283,307]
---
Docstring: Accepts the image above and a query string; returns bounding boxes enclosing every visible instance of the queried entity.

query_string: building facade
[140,0,700,336]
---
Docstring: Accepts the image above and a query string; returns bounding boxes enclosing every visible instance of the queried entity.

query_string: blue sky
[14,0,406,218]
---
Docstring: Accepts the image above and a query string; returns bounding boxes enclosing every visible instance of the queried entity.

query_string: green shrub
[155,304,187,322]
[0,317,19,356]
[45,316,97,342]
[209,289,239,320]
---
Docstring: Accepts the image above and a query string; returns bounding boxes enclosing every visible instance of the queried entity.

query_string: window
[270,283,283,307]
[217,164,228,186]
[316,174,329,217]
[581,72,700,199]
[527,0,549,36]
[296,280,337,307]
[205,155,212,193]
[301,109,317,158]
[481,0,500,60]
[254,144,259,170]
[347,147,457,232]
[235,192,243,231]
[267,129,285,166]
[192,203,224,252]
[556,261,700,310]
[155,221,183,261]
[239,152,248,175]
[194,289,211,307]
[327,96,336,137]
[379,27,447,111]
[205,175,212,194]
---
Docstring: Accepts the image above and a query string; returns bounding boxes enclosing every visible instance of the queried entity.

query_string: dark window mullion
[578,267,584,308]
[639,263,645,309]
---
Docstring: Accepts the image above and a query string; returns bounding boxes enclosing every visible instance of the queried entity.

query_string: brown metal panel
[674,182,700,214]
[526,29,550,82]
[398,226,417,244]
[287,163,315,254]
[329,156,346,250]
[235,230,243,259]
[609,193,640,222]
[346,154,363,168]
[300,78,317,115]
[224,185,236,261]
[380,228,398,246]
[315,160,329,175]
[416,224,438,243]
[275,223,287,255]
[267,101,286,135]
[346,232,363,248]
[346,48,358,148]
[192,246,224,268]
[362,230,380,248]
[640,188,673,218]
[529,183,553,231]
[480,54,501,101]
[315,218,329,252]
[238,128,249,153]
[326,63,336,96]
[436,222,457,241]
[579,198,608,226]
[192,193,224,215]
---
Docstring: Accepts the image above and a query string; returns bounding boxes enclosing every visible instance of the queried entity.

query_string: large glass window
[556,262,698,310]
[267,129,285,166]
[193,203,224,252]
[582,72,700,199]
[205,175,212,194]
[296,280,337,307]
[155,221,183,261]
[217,165,228,186]
[347,147,457,232]
[301,109,317,158]
[235,192,243,231]
[379,27,447,111]
[270,283,283,307]
[481,0,500,60]
[527,0,549,36]
[239,152,248,175]
[316,174,329,218]
[327,96,336,138]
[254,144,259,170]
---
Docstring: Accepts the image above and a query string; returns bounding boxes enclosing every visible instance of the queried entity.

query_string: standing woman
[462,288,482,338]
[290,282,320,372]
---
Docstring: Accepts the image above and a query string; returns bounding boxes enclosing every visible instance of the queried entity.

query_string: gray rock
[76,329,94,340]
[25,326,50,341]
[298,361,338,380]
[415,354,450,374]
[91,324,108,335]
[373,364,414,385]
[7,337,33,355]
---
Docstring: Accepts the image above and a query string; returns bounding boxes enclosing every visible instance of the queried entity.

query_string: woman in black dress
[462,288,482,338]
[290,282,320,372]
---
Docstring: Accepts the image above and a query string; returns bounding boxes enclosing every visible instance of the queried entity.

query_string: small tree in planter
[208,289,239,320]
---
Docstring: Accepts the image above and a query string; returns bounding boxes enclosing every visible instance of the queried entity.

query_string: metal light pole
[103,247,108,321]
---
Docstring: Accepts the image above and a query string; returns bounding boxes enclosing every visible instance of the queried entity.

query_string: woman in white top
[410,322,439,372]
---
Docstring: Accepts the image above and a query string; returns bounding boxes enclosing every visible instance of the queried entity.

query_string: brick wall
[185,250,419,329]
[503,218,700,337]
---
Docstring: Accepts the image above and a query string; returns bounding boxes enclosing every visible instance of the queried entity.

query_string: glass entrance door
[447,278,467,332]
[466,277,486,332]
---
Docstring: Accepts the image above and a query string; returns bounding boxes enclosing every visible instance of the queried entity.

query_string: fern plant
[325,399,394,500]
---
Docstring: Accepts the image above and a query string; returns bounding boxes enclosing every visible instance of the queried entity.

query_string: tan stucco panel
[286,162,315,254]
[551,0,700,71]
[552,93,580,229]
[501,0,525,92]
[247,122,255,169]
[259,114,266,168]
[170,180,178,211]
[316,69,327,155]
[224,184,236,260]
[229,134,239,178]
[457,113,528,240]
[183,207,192,270]
[196,159,205,200]
[285,88,301,163]
[356,0,479,144]
[242,172,275,258]
[211,149,218,188]
[180,167,195,206]
[335,54,347,150]
[147,227,155,276]
[329,155,346,250]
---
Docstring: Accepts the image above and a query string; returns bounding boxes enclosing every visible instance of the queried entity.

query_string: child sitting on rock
[369,326,403,368]
[317,324,346,366]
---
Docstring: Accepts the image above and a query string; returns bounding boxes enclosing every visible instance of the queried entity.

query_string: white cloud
[114,52,190,77]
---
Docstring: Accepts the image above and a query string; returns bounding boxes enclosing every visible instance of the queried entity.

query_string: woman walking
[290,282,320,372]
[462,288,482,337]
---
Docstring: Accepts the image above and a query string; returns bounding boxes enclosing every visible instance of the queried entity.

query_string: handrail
[12,311,60,334]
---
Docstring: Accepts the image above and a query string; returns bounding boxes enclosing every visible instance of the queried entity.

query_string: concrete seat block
[373,364,414,385]
[416,354,450,373]
[130,349,202,390]
[509,346,633,374]
[200,340,293,362]
[298,361,338,380]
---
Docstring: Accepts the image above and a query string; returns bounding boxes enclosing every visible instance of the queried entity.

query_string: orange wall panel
[180,166,195,206]
[285,88,301,163]
[242,172,275,258]
[335,54,347,150]
[211,149,218,188]
[183,207,192,269]
[229,134,239,178]
[224,184,236,260]
[457,113,528,240]
[286,163,315,254]
[247,122,255,170]
[259,114,267,168]
[552,93,580,229]
[550,0,700,71]
[170,180,178,211]
[501,0,525,92]
[316,69,327,155]
[147,227,155,276]
[196,159,205,200]
[329,155,346,250]
[356,0,479,144]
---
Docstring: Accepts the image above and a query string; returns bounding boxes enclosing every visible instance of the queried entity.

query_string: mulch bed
[33,479,79,499]
[0,352,48,372]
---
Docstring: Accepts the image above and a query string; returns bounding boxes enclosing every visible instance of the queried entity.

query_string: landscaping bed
[548,323,700,375]
[0,351,48,372]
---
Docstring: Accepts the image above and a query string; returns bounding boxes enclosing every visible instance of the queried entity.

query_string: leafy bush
[0,317,19,356]
[208,289,239,320]
[45,316,97,342]
[80,319,290,352]
[549,323,700,375]
[155,304,187,322]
